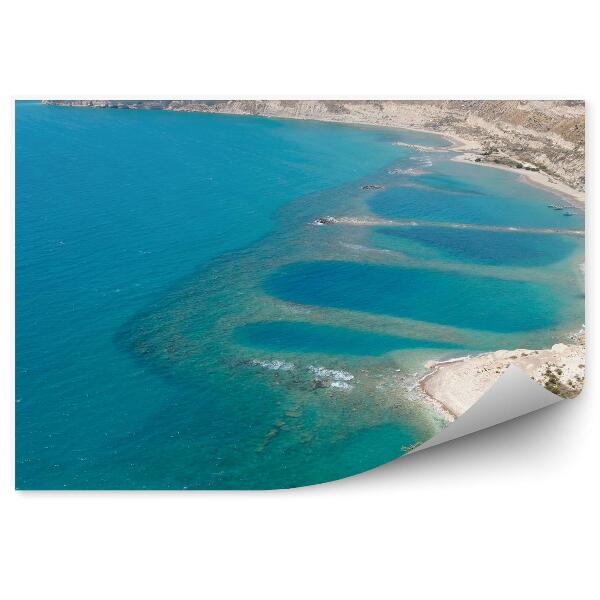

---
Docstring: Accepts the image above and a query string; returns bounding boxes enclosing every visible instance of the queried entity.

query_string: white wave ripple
[251,359,295,371]
[308,365,354,381]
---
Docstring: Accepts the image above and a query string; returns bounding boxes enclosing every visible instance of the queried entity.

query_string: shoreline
[451,152,585,209]
[388,129,585,419]
[43,100,586,421]
[43,100,585,207]
[193,109,587,419]
[232,109,586,420]
[200,108,586,209]
[417,334,585,419]
[185,106,585,208]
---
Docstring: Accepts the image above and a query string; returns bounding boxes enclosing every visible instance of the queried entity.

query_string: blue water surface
[16,102,414,489]
[265,261,564,333]
[370,163,584,230]
[373,226,581,267]
[15,101,584,489]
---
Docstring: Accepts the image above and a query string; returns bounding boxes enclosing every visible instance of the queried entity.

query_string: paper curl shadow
[409,365,562,454]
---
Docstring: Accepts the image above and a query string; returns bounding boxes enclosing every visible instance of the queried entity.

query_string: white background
[1,2,597,598]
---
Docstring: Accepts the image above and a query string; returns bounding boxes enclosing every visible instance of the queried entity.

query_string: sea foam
[308,365,354,381]
[251,359,295,371]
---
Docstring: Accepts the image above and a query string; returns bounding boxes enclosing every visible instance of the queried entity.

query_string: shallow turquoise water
[16,102,585,489]
[370,163,585,230]
[235,321,460,355]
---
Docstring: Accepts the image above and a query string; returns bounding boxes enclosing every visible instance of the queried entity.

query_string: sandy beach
[397,133,585,208]
[218,109,586,208]
[451,152,585,208]
[385,129,585,417]
[419,338,585,419]
[417,140,585,415]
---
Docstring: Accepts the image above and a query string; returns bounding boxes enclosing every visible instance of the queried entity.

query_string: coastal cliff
[43,99,585,194]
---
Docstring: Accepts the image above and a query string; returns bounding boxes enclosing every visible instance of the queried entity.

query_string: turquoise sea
[15,102,585,489]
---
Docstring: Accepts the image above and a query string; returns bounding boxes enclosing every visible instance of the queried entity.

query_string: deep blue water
[265,261,565,333]
[373,226,581,267]
[15,101,585,489]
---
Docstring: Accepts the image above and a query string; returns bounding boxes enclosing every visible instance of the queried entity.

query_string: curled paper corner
[409,365,564,455]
